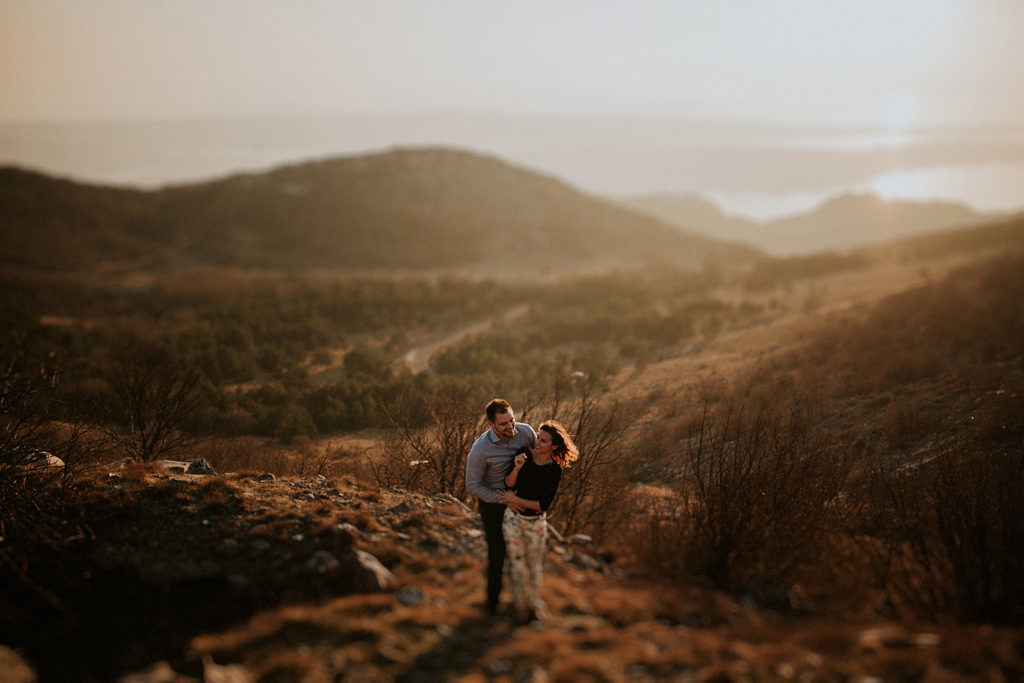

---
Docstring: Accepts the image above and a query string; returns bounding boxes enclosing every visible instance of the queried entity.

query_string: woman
[499,420,579,625]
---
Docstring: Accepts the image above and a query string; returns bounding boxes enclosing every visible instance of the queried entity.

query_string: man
[465,398,536,616]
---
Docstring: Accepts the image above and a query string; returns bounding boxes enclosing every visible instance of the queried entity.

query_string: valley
[2,153,1023,681]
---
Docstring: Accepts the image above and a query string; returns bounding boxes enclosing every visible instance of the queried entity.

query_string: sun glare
[882,92,918,130]
[870,170,931,201]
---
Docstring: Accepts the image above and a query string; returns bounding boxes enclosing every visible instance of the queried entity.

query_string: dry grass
[614,250,1024,625]
[6,234,1024,681]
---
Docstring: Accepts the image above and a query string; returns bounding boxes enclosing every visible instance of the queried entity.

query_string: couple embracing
[464,398,579,625]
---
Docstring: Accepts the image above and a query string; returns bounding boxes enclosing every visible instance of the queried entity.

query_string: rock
[186,458,214,475]
[153,458,213,475]
[307,550,341,574]
[328,522,359,546]
[257,472,275,482]
[569,552,602,571]
[859,625,911,651]
[4,447,64,471]
[250,539,272,556]
[0,646,35,683]
[346,549,396,591]
[431,493,470,512]
[569,534,594,546]
[117,660,191,682]
[37,451,64,468]
[202,656,252,683]
[396,585,425,606]
[388,501,413,515]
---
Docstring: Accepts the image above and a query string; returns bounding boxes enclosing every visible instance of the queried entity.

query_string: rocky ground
[3,460,1023,682]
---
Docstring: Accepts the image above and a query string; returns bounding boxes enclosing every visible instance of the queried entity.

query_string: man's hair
[485,398,512,423]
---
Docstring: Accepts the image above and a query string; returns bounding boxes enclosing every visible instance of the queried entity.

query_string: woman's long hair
[539,420,580,469]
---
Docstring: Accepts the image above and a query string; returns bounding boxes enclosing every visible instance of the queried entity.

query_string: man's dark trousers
[479,500,507,613]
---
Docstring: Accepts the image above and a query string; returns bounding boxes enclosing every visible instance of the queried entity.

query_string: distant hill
[621,191,999,255]
[616,192,760,245]
[0,167,158,270]
[0,149,754,274]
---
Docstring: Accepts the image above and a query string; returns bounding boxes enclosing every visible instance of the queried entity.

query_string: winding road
[403,304,529,374]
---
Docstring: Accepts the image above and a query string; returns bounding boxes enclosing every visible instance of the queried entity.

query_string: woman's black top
[506,451,562,516]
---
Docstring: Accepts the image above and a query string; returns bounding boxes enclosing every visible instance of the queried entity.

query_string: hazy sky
[2,0,1022,128]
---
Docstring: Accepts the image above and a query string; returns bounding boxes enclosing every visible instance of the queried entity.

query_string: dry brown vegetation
[5,457,1022,682]
[617,246,1024,623]
[3,216,1024,680]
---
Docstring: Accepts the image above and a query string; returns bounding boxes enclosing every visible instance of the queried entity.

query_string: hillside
[0,149,754,274]
[4,461,1020,682]
[618,192,760,245]
[0,167,158,270]
[3,211,1024,680]
[621,191,999,255]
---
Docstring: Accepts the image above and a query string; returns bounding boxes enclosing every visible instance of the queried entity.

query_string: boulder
[2,446,64,470]
[0,646,35,683]
[186,458,214,475]
[396,585,426,606]
[569,552,603,571]
[154,458,214,475]
[345,548,396,592]
[306,550,341,574]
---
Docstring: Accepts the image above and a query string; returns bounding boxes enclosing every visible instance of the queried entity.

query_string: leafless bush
[542,386,644,539]
[868,442,1024,623]
[374,384,482,497]
[195,436,365,481]
[0,346,99,608]
[367,374,639,540]
[631,398,852,609]
[98,339,205,462]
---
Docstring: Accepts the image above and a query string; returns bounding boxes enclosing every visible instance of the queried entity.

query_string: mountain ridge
[621,190,1002,255]
[0,148,755,275]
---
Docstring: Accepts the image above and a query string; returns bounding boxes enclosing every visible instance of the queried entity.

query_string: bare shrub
[374,383,483,497]
[368,373,639,539]
[0,346,100,608]
[868,442,1024,623]
[196,436,362,480]
[631,398,852,609]
[98,339,204,461]
[1,348,63,484]
[290,440,352,479]
[191,436,285,474]
[542,386,644,539]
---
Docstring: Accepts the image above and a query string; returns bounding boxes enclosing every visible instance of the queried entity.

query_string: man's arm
[501,492,542,513]
[465,447,501,504]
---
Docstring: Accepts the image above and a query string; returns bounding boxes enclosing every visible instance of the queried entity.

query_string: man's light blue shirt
[465,422,537,504]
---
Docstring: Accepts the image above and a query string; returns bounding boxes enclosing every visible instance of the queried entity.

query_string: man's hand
[499,489,528,513]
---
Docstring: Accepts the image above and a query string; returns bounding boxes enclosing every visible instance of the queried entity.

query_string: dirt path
[404,303,529,374]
